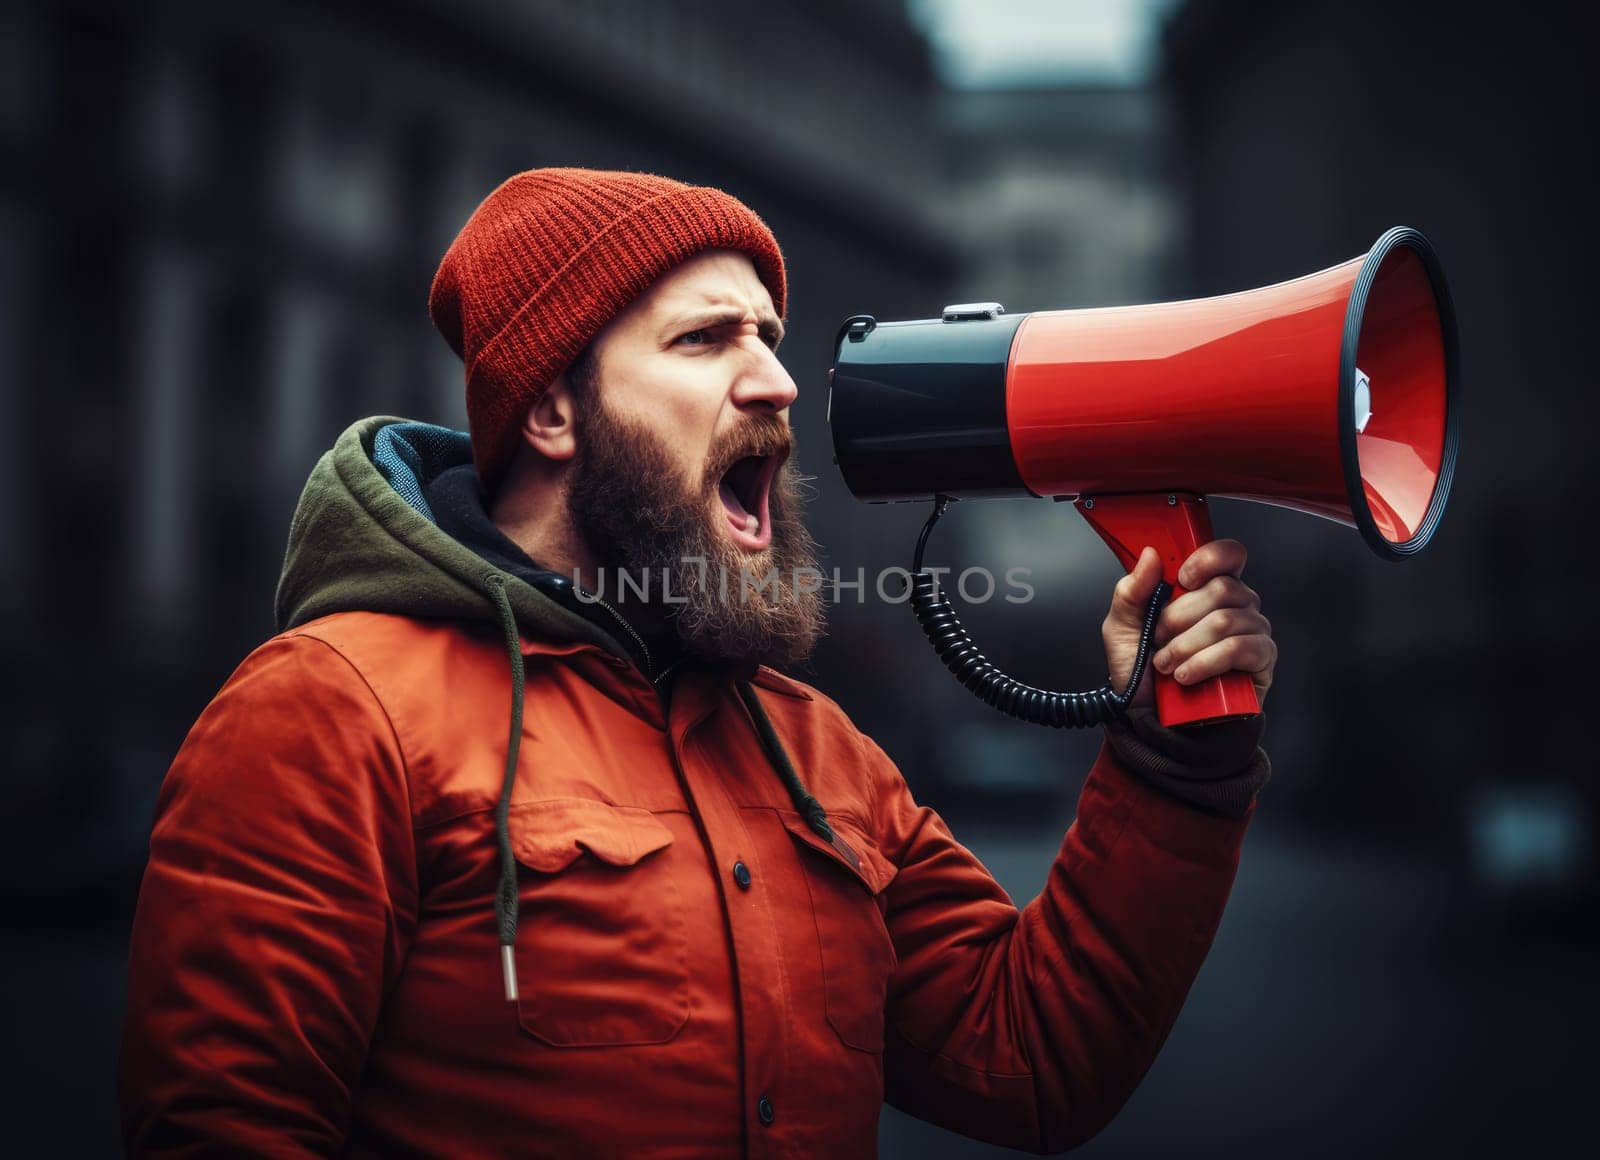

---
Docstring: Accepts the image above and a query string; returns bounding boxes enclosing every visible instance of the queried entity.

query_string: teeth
[745,514,759,535]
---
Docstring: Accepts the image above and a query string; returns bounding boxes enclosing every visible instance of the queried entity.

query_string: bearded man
[119,169,1276,1157]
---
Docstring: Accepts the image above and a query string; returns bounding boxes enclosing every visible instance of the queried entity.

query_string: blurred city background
[2,0,1594,1154]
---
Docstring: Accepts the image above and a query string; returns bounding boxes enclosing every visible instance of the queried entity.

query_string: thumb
[1107,546,1164,628]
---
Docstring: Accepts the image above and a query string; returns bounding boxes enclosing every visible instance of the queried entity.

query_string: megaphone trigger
[1075,493,1262,727]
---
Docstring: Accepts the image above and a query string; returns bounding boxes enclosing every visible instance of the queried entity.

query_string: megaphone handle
[1074,493,1262,728]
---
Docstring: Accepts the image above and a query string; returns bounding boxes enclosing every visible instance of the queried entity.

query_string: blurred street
[885,814,1598,1156]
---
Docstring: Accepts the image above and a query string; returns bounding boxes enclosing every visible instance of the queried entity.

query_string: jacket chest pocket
[508,798,690,1047]
[782,812,899,1055]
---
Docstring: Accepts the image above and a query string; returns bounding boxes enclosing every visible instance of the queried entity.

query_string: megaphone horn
[829,226,1460,728]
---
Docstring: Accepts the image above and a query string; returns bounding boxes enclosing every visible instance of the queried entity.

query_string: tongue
[720,480,759,533]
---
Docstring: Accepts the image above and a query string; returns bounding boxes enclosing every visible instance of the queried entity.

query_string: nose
[730,344,799,414]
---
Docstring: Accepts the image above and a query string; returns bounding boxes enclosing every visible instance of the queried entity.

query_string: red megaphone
[829,226,1460,727]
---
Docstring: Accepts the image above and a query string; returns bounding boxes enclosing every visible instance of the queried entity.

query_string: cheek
[657,395,723,476]
[606,362,724,476]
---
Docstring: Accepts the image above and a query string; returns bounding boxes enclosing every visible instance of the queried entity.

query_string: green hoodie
[275,415,632,660]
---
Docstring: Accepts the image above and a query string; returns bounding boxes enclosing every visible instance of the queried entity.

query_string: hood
[274,415,632,664]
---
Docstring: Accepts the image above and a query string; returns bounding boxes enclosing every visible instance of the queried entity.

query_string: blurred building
[887,11,1596,1155]
[946,85,1179,310]
[1163,0,1596,909]
[0,0,956,924]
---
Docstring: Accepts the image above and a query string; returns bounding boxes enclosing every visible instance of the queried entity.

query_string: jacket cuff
[1102,705,1271,820]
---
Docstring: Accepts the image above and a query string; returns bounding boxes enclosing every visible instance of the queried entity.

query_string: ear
[520,375,578,462]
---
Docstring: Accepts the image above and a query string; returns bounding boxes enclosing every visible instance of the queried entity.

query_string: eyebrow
[664,308,785,347]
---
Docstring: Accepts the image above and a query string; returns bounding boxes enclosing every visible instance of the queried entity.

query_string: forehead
[631,249,775,320]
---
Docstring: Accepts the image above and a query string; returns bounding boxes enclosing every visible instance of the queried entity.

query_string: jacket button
[732,860,752,890]
[757,1095,775,1125]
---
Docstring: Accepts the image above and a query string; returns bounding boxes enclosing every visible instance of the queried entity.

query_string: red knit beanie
[428,168,787,489]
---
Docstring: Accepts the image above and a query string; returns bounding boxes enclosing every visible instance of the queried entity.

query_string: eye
[676,328,711,346]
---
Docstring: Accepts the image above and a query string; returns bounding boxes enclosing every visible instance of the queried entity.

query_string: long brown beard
[565,397,827,669]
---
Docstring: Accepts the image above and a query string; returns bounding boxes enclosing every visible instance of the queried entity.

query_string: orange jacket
[120,419,1262,1156]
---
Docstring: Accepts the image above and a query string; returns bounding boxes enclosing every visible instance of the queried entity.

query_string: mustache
[704,415,794,484]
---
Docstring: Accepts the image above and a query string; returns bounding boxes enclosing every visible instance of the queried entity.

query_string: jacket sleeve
[119,634,419,1157]
[870,734,1253,1154]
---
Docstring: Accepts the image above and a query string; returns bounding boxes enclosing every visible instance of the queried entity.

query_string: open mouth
[718,451,782,551]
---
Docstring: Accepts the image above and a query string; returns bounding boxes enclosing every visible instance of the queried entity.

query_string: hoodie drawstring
[737,679,834,843]
[484,571,833,1004]
[485,574,526,1002]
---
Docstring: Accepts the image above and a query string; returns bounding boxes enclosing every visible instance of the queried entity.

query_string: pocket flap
[781,811,897,895]
[509,799,675,873]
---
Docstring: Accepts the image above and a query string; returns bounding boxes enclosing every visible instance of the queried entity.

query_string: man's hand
[1102,540,1276,708]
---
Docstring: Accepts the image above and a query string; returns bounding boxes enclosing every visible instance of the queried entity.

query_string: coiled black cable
[909,495,1170,728]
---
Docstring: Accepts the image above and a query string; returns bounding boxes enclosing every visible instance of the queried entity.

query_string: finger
[1155,605,1271,673]
[1106,546,1163,628]
[1154,576,1261,646]
[1177,538,1247,590]
[1172,633,1278,687]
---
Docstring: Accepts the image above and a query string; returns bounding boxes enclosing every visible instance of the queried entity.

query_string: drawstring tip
[501,944,519,1002]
